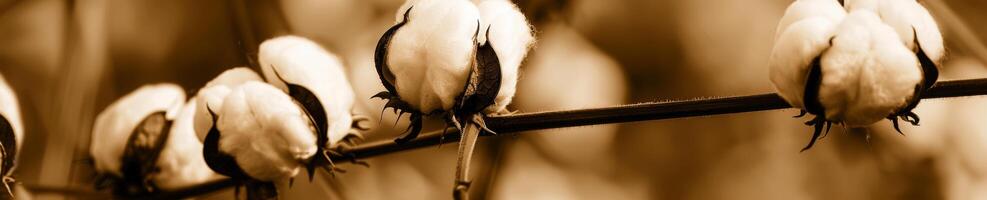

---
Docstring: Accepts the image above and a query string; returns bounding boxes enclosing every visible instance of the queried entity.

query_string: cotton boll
[476,0,535,115]
[818,11,922,126]
[258,36,357,147]
[152,98,221,189]
[192,67,262,142]
[90,83,186,177]
[217,81,317,181]
[389,0,481,113]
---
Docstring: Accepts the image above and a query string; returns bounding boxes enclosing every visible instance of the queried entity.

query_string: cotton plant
[258,36,369,180]
[0,74,23,198]
[374,0,533,198]
[90,84,218,195]
[770,0,943,151]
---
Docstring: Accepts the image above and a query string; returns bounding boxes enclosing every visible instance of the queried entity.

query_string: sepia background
[1,0,987,199]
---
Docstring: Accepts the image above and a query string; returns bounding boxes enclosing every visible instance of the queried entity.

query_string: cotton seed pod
[193,67,263,142]
[89,83,186,194]
[476,0,535,115]
[384,0,481,114]
[0,73,23,197]
[258,35,358,148]
[770,0,934,151]
[215,81,317,181]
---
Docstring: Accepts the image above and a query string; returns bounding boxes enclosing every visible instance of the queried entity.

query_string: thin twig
[31,78,987,199]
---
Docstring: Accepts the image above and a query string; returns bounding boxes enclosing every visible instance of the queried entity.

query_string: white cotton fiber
[217,81,316,181]
[152,99,221,189]
[389,0,480,113]
[476,0,535,115]
[193,67,262,142]
[818,11,922,126]
[769,0,845,110]
[773,0,846,41]
[258,36,356,146]
[877,0,945,62]
[90,83,186,176]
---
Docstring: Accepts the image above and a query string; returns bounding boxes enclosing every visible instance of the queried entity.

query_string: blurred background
[1,0,987,199]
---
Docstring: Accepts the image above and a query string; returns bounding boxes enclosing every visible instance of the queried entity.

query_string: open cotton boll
[818,11,922,126]
[217,81,317,181]
[773,0,846,40]
[877,0,945,61]
[389,0,481,113]
[90,83,186,177]
[258,36,356,146]
[476,0,535,115]
[769,17,841,109]
[152,98,221,189]
[193,67,263,142]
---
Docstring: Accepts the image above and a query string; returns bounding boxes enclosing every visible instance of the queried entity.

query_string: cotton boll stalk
[89,83,186,194]
[193,67,263,142]
[258,36,361,148]
[152,98,222,189]
[216,81,317,181]
[0,74,23,197]
[476,0,535,115]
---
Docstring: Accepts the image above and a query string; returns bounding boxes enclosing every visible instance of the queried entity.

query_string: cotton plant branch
[25,78,987,199]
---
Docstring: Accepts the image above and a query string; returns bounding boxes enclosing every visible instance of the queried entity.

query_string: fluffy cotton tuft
[818,10,922,126]
[390,0,481,113]
[153,99,221,189]
[217,81,317,181]
[476,0,535,115]
[258,36,356,146]
[90,83,186,176]
[193,67,262,142]
[769,0,845,109]
[773,0,846,41]
[877,0,945,62]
